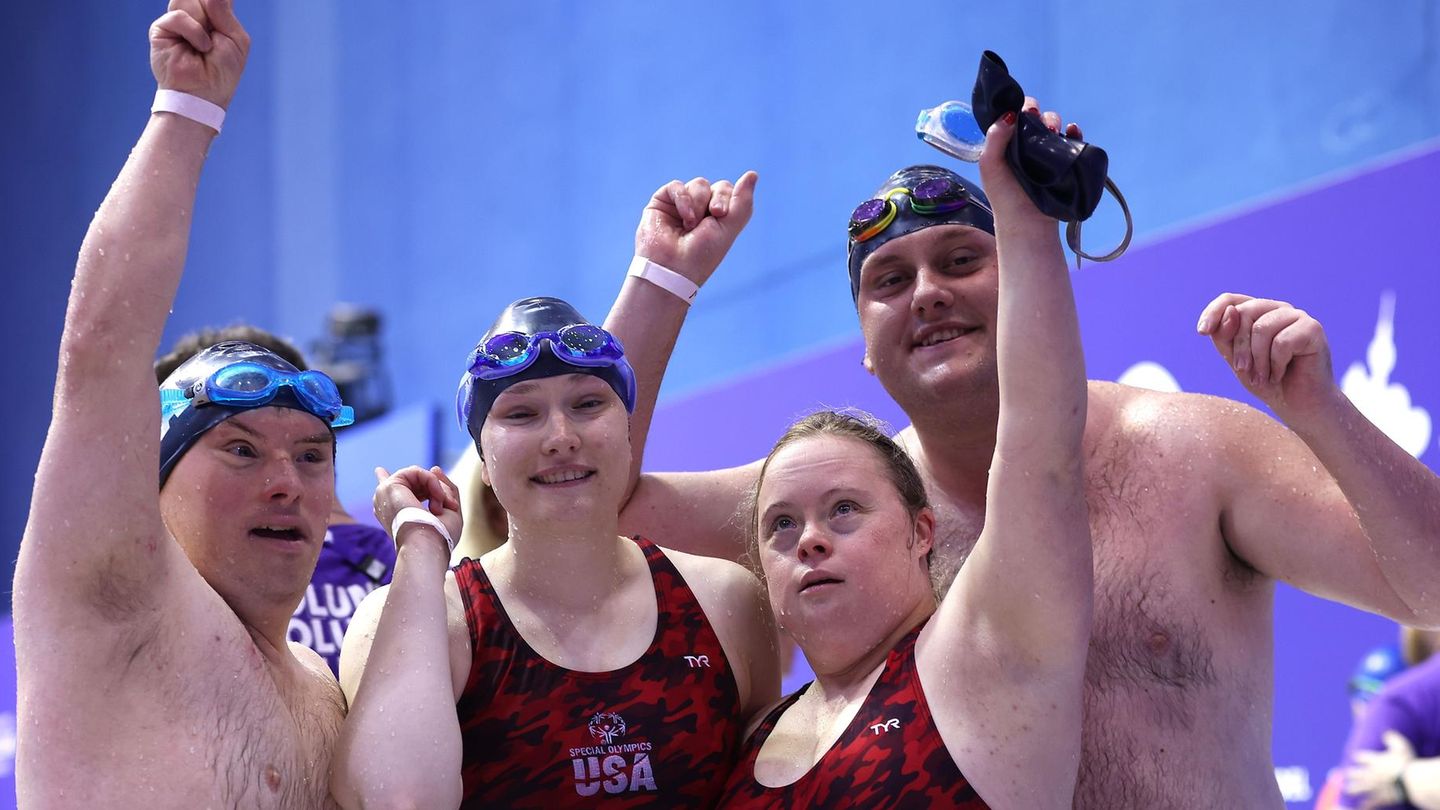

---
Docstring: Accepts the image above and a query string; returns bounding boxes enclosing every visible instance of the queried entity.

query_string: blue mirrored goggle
[464,324,626,381]
[160,361,355,428]
[915,100,986,163]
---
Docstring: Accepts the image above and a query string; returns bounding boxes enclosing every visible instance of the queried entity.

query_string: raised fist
[373,465,464,552]
[634,172,757,290]
[978,96,1083,227]
[149,0,251,109]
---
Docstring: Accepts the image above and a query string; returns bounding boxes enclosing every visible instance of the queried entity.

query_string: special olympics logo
[588,712,627,745]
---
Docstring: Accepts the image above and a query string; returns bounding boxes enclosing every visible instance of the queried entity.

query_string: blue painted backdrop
[3,1,1439,805]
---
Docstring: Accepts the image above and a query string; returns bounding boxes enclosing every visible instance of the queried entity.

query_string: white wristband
[628,255,699,305]
[152,89,226,134]
[390,506,456,554]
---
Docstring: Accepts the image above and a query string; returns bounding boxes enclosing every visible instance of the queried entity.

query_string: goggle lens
[557,324,610,357]
[296,372,340,406]
[915,100,986,163]
[211,364,272,396]
[483,333,534,367]
[911,177,970,214]
[849,197,899,241]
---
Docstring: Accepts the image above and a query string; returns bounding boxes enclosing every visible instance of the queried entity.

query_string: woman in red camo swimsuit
[331,296,779,809]
[717,109,1093,809]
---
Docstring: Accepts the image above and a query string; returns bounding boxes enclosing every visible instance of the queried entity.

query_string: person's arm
[606,172,755,487]
[619,463,763,562]
[331,466,467,810]
[1345,730,1440,810]
[923,105,1092,809]
[931,107,1093,669]
[1402,757,1440,809]
[1197,294,1440,626]
[15,0,249,619]
[605,174,763,561]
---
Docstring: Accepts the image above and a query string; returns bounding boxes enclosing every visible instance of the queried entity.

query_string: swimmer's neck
[487,522,637,609]
[217,590,309,671]
[806,601,934,697]
[898,422,994,499]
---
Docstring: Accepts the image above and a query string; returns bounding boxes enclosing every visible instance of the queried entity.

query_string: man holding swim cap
[16,3,351,807]
[606,103,1440,807]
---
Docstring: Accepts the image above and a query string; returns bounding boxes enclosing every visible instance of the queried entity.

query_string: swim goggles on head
[463,324,629,381]
[160,361,356,427]
[848,177,991,244]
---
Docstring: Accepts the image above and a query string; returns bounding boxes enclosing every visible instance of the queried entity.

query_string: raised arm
[937,105,1093,662]
[332,465,468,809]
[16,0,250,620]
[606,173,762,559]
[922,105,1092,808]
[1198,294,1440,626]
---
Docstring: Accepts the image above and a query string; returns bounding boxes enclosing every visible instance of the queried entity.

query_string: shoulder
[1086,380,1276,452]
[655,543,770,658]
[289,642,348,721]
[657,542,779,715]
[659,544,764,607]
[1375,655,1440,712]
[292,641,340,686]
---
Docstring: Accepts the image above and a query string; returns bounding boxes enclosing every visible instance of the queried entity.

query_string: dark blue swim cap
[458,297,637,452]
[158,341,325,488]
[1349,643,1407,702]
[846,165,994,304]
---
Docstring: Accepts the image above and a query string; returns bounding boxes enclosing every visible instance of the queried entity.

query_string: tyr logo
[869,718,901,735]
[683,654,710,668]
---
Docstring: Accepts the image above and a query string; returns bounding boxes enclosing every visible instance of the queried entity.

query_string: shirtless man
[606,108,1440,807]
[14,2,345,807]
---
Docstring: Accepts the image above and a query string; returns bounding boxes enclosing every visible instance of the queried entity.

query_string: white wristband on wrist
[390,506,456,554]
[152,89,226,134]
[627,255,699,305]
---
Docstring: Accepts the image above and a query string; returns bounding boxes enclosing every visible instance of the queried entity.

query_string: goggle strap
[158,365,353,429]
[1065,177,1133,267]
[910,198,968,216]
